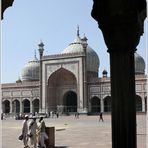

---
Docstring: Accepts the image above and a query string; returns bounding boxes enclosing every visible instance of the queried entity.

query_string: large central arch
[47,67,77,112]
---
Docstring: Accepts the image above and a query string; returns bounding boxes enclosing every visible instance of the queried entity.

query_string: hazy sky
[1,0,147,83]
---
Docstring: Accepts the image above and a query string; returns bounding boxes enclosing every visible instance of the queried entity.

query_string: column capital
[91,0,146,53]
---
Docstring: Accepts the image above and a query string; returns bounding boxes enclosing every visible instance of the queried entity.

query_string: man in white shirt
[22,115,29,148]
[29,116,38,148]
[37,116,48,148]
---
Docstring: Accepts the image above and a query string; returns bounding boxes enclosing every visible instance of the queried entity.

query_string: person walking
[99,112,104,122]
[29,116,38,148]
[22,115,29,148]
[37,116,48,148]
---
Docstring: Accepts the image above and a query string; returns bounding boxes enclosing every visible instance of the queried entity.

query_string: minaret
[38,41,44,112]
[82,34,88,113]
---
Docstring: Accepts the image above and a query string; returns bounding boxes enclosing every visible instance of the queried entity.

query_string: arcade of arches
[2,99,39,114]
[90,95,146,113]
[2,94,147,114]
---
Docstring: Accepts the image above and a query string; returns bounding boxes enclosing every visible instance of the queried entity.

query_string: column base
[78,108,88,114]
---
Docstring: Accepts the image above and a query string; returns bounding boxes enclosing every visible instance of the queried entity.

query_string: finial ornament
[34,50,37,58]
[77,25,80,37]
[82,33,88,42]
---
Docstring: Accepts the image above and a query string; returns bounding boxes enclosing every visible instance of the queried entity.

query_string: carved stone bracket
[1,0,14,19]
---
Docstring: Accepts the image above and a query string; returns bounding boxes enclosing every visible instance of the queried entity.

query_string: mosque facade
[1,30,147,115]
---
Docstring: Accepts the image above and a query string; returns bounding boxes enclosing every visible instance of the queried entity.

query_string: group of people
[21,115,48,148]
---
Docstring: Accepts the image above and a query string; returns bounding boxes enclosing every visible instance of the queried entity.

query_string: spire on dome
[82,33,88,42]
[77,25,80,37]
[34,50,37,58]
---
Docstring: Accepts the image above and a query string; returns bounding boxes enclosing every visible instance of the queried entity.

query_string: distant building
[1,29,147,115]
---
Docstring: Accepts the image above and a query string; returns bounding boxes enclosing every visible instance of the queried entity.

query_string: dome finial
[34,50,37,59]
[82,33,88,42]
[77,25,80,37]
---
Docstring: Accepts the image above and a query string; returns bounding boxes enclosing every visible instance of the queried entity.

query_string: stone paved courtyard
[1,114,146,148]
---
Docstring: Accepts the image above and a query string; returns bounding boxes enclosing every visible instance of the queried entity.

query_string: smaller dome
[16,77,22,83]
[102,69,108,77]
[21,55,39,81]
[102,69,108,75]
[134,52,145,75]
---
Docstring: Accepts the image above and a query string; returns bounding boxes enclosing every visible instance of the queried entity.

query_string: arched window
[104,96,111,112]
[2,100,10,113]
[136,95,142,112]
[32,99,39,113]
[145,97,147,112]
[12,100,20,113]
[23,99,30,113]
[63,91,77,112]
[90,97,101,113]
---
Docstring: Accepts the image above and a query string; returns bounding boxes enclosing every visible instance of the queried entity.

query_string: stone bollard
[45,127,55,148]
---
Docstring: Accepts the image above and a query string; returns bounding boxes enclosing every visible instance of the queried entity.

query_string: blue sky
[1,0,147,83]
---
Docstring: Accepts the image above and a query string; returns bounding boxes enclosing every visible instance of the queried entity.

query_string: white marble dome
[134,52,145,75]
[62,35,100,73]
[21,55,39,81]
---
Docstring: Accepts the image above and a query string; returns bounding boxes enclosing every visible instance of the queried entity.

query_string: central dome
[62,34,100,73]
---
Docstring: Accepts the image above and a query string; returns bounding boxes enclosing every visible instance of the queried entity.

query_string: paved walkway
[1,114,146,148]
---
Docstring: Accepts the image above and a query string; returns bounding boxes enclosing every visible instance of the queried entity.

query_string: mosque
[1,29,147,115]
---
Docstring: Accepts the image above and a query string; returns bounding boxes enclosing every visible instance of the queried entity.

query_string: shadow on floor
[54,146,67,148]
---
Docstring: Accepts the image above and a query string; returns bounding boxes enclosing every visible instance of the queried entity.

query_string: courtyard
[1,114,146,148]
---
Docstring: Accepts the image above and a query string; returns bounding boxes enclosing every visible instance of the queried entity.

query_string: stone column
[10,99,12,113]
[142,96,145,112]
[30,99,33,113]
[110,50,137,148]
[20,99,22,113]
[91,1,146,148]
[101,99,104,113]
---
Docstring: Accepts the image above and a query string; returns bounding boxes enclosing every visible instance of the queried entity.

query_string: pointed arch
[12,99,20,113]
[63,91,77,112]
[22,99,30,113]
[136,95,142,112]
[48,67,77,86]
[32,99,39,113]
[144,96,147,112]
[2,100,10,113]
[104,96,111,112]
[90,96,101,113]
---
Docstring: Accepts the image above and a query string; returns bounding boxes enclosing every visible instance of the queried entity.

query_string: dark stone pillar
[91,0,146,148]
[110,51,136,148]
